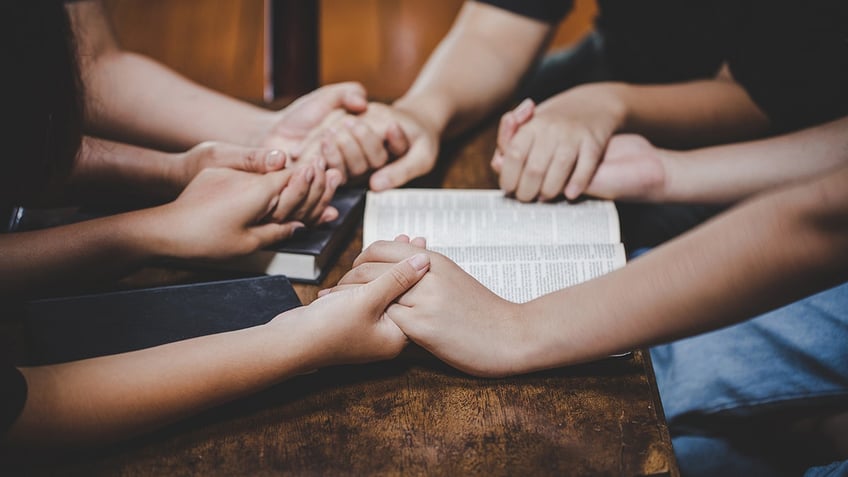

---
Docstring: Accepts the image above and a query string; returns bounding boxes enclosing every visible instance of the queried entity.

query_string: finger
[317,283,359,298]
[514,133,555,202]
[360,253,430,312]
[565,138,605,200]
[295,164,329,223]
[499,128,534,195]
[338,261,394,286]
[512,98,535,124]
[385,122,410,157]
[346,117,389,169]
[495,98,534,155]
[369,143,434,191]
[540,144,577,201]
[491,151,505,174]
[410,236,427,248]
[335,81,368,112]
[332,125,370,177]
[394,234,411,243]
[267,168,311,222]
[251,221,305,247]
[306,167,342,225]
[353,240,424,267]
[237,148,287,173]
[320,134,347,179]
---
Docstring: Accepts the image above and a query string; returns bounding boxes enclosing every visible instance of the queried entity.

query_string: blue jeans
[651,282,848,476]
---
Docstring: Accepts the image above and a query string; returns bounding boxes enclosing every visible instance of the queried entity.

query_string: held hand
[332,241,525,378]
[260,82,369,151]
[364,103,439,191]
[280,252,431,367]
[494,84,627,202]
[173,141,288,189]
[154,167,314,260]
[291,105,410,182]
[585,134,669,202]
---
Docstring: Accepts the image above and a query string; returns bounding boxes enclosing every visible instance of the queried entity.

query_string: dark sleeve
[474,0,573,23]
[1,365,27,435]
[728,0,848,131]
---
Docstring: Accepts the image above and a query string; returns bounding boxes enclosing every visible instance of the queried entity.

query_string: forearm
[576,73,769,149]
[0,209,168,295]
[83,52,273,150]
[65,137,184,204]
[68,1,273,150]
[522,164,848,369]
[8,316,320,446]
[662,116,848,203]
[393,2,551,138]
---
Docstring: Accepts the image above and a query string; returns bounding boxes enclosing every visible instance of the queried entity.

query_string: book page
[363,189,620,248]
[431,244,626,303]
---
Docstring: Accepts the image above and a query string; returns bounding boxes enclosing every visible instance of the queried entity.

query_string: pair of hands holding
[307,236,524,377]
[493,85,670,203]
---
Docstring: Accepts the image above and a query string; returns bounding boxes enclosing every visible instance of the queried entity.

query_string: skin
[317,2,769,195]
[4,253,430,447]
[0,167,317,295]
[332,123,848,377]
[65,0,369,153]
[61,138,341,225]
[584,116,848,204]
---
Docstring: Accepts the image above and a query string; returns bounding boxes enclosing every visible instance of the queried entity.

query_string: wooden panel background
[102,0,596,102]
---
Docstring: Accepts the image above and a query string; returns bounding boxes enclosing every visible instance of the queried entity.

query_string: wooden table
[6,124,679,476]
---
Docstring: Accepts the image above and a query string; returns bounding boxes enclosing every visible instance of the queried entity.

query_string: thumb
[327,82,367,113]
[369,144,434,191]
[251,221,304,246]
[361,253,430,312]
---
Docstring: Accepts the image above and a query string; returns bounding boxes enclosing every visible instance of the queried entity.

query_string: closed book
[205,187,365,283]
[25,275,301,365]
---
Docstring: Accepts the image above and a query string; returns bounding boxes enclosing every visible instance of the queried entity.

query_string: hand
[259,82,368,152]
[291,105,410,183]
[493,84,627,202]
[585,134,669,202]
[173,141,287,189]
[279,251,432,367]
[362,103,439,191]
[154,167,316,260]
[330,240,525,378]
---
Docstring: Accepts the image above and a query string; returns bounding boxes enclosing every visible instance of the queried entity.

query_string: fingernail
[266,150,284,169]
[516,98,533,116]
[409,253,430,271]
[371,176,389,191]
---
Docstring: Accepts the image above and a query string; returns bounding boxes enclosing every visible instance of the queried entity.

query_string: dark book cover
[25,275,302,365]
[276,187,364,257]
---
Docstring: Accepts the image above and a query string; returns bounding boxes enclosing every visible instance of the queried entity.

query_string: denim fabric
[651,282,848,476]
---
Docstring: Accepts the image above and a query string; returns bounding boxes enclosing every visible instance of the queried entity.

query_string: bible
[363,189,625,303]
[24,276,302,365]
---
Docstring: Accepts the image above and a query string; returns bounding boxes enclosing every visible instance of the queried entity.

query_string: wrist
[573,82,630,132]
[393,93,452,138]
[655,148,683,203]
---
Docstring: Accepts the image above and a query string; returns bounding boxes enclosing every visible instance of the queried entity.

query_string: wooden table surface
[7,123,679,476]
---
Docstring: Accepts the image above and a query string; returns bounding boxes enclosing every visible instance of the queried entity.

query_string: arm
[63,137,288,204]
[0,167,322,296]
[66,1,366,151]
[494,65,771,202]
[341,163,848,377]
[586,116,848,204]
[349,2,554,190]
[4,253,430,447]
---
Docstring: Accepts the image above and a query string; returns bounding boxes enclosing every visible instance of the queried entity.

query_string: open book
[363,189,625,303]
